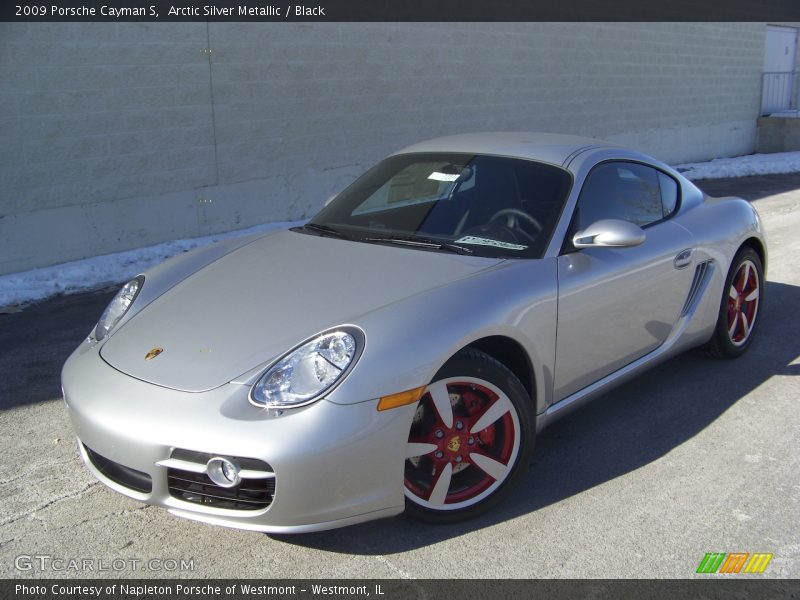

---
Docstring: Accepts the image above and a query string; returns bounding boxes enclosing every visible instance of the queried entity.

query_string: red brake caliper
[463,390,495,446]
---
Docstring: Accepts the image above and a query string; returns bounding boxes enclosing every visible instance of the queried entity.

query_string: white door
[762,26,798,114]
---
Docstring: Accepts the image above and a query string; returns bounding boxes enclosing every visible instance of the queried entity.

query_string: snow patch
[675,151,800,181]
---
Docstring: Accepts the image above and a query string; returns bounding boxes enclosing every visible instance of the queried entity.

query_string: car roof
[394,132,618,166]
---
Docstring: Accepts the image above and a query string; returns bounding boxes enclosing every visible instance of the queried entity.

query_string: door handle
[674,248,693,269]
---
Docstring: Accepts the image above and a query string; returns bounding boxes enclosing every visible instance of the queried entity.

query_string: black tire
[700,247,763,359]
[403,348,535,523]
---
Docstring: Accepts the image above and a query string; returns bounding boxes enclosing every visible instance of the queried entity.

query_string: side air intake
[681,260,714,317]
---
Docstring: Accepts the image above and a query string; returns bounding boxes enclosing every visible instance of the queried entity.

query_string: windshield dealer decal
[455,236,528,251]
[428,171,461,182]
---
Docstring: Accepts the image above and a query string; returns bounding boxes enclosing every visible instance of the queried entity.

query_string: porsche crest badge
[145,347,164,361]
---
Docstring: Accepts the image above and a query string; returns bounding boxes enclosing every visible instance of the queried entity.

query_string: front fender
[326,258,558,416]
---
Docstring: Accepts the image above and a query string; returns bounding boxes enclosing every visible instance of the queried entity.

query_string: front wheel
[403,349,534,523]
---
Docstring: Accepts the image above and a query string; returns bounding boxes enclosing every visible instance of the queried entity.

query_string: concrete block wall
[0,22,767,275]
[757,116,800,152]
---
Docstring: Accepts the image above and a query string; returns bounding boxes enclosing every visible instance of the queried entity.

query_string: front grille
[166,449,275,511]
[83,444,152,493]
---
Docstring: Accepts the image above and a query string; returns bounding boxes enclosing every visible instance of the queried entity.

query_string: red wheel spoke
[470,395,513,434]
[428,380,454,428]
[427,463,452,505]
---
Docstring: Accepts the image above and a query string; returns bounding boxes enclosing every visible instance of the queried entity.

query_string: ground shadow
[694,172,800,203]
[0,288,116,410]
[274,280,800,554]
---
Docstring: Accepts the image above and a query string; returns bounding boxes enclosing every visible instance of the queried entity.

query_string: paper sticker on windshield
[428,172,460,182]
[455,236,528,250]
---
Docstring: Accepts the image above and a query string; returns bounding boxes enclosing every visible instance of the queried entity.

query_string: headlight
[250,327,363,408]
[94,276,143,341]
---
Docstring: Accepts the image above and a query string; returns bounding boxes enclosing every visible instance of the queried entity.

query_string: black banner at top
[3,0,800,22]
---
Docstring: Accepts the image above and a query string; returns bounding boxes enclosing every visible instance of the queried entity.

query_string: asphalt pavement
[1,174,798,579]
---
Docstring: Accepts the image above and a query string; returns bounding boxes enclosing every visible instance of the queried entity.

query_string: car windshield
[303,153,573,259]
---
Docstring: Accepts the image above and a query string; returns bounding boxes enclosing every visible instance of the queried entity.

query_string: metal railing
[761,71,797,115]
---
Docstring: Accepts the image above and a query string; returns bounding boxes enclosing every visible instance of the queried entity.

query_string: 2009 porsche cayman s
[62,133,766,533]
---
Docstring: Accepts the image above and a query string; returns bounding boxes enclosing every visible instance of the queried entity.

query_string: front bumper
[61,341,415,533]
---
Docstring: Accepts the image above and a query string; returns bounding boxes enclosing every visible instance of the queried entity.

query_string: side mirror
[572,219,645,248]
[324,194,337,207]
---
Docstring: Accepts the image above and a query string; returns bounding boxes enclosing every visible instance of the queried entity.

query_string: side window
[575,162,665,230]
[658,171,678,217]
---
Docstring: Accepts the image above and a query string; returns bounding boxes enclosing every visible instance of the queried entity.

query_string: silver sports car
[62,133,766,533]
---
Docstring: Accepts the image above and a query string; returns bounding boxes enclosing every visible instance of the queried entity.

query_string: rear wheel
[403,349,534,523]
[702,247,763,358]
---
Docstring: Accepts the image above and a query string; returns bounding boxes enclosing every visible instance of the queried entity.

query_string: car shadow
[272,279,800,554]
[0,288,116,410]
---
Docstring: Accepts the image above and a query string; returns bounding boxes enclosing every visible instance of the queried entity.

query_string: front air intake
[164,449,275,511]
[83,444,152,494]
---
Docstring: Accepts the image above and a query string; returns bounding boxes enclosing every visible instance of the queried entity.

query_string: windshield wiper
[297,225,472,254]
[293,223,352,239]
[363,235,473,255]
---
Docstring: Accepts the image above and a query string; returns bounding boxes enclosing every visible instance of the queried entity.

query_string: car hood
[100,230,502,393]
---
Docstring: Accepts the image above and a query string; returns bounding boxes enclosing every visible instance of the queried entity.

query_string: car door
[554,161,695,401]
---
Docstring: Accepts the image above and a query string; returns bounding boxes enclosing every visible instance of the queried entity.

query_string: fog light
[206,457,241,488]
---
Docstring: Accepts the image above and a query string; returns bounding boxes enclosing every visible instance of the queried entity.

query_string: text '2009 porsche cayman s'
[62,133,766,533]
